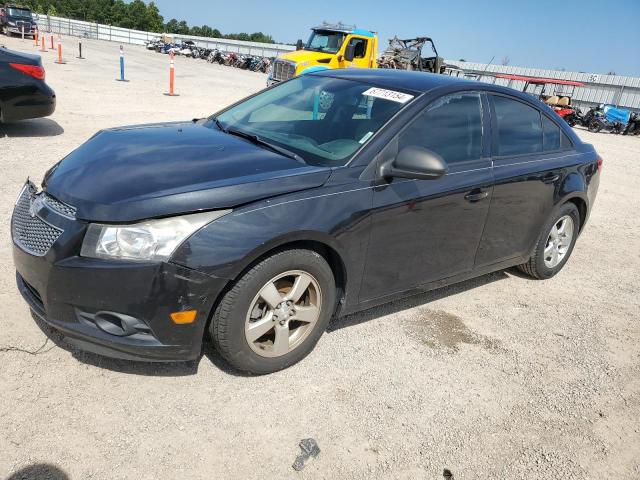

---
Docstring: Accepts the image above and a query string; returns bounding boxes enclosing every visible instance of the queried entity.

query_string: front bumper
[6,25,36,35]
[12,192,228,362]
[266,76,280,88]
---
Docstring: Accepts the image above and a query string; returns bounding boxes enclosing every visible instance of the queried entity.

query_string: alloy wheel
[544,215,574,268]
[245,270,322,358]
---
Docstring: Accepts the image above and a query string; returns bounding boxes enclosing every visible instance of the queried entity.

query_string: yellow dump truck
[267,22,378,86]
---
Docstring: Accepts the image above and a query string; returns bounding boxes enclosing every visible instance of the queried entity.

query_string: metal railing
[38,15,640,111]
[446,61,640,112]
[41,15,295,58]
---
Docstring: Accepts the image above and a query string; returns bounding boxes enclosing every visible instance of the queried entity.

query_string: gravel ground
[1,36,639,480]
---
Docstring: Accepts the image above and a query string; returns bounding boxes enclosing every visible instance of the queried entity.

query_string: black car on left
[0,45,55,122]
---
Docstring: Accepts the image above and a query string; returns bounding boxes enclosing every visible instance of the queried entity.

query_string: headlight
[81,210,231,262]
[8,21,16,26]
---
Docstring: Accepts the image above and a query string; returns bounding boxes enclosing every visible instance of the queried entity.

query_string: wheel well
[565,197,587,232]
[243,240,348,310]
[204,240,348,337]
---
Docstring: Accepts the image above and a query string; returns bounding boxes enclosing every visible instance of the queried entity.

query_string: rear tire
[210,249,336,374]
[518,203,581,280]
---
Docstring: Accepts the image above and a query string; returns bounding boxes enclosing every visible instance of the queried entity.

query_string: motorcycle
[623,112,640,136]
[587,105,630,134]
[563,109,585,127]
[223,52,238,66]
[207,49,222,63]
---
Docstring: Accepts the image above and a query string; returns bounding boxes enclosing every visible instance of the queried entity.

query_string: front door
[340,36,373,69]
[361,92,493,302]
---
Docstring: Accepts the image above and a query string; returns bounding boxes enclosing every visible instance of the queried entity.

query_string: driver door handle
[464,189,489,203]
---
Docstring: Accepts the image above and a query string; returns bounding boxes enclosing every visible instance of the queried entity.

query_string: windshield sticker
[359,131,374,144]
[362,87,414,104]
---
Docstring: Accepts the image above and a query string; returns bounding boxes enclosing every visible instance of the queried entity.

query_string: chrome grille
[43,193,76,218]
[12,189,63,256]
[272,60,296,82]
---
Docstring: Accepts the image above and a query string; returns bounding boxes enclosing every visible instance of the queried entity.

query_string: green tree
[165,18,179,33]
[20,0,277,44]
[146,1,164,32]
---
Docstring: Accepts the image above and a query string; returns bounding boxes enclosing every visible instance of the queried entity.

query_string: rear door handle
[542,173,560,184]
[464,189,489,202]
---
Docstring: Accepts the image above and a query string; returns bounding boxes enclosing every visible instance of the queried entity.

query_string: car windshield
[213,75,413,167]
[305,30,346,53]
[8,8,31,18]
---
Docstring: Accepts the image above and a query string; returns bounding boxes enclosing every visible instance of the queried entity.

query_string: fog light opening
[94,312,128,336]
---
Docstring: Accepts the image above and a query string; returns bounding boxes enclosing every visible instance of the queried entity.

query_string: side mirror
[296,39,303,51]
[344,44,355,62]
[380,146,447,181]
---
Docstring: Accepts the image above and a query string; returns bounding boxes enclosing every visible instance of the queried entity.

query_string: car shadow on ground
[328,269,511,333]
[0,118,64,138]
[29,269,515,378]
[4,463,69,480]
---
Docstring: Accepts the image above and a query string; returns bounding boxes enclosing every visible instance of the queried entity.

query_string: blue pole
[119,45,125,81]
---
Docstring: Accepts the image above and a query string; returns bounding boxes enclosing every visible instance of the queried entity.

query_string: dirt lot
[1,35,639,480]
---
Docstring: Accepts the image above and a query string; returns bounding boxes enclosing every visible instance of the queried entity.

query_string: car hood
[279,49,335,64]
[43,120,331,222]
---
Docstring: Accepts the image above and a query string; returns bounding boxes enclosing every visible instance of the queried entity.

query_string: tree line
[19,0,275,43]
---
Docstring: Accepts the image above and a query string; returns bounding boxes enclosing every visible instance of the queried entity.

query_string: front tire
[210,249,336,374]
[518,203,581,280]
[588,119,603,133]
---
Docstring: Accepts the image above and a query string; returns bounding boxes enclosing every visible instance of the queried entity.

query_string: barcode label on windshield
[362,88,414,104]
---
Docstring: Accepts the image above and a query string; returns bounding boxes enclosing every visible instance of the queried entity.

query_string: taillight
[9,63,45,80]
[596,156,603,171]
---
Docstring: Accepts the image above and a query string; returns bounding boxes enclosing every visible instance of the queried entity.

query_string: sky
[152,0,640,76]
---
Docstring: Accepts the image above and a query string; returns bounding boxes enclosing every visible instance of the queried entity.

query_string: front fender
[170,180,374,309]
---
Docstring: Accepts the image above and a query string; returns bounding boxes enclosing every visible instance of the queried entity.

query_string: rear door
[475,94,572,266]
[361,91,493,301]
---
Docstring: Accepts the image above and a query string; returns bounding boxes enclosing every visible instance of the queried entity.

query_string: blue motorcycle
[587,104,631,134]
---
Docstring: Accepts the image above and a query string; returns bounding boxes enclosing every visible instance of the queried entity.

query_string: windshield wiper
[213,117,227,132]
[225,127,305,164]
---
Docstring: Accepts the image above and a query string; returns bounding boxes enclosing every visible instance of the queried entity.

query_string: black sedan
[12,70,601,374]
[0,45,55,122]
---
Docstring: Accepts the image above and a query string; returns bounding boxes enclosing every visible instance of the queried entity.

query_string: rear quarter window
[492,95,543,156]
[542,114,561,151]
[561,129,574,149]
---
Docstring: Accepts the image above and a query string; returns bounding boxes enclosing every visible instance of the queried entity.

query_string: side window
[492,95,543,156]
[542,114,561,151]
[348,37,367,58]
[399,92,483,164]
[561,130,573,149]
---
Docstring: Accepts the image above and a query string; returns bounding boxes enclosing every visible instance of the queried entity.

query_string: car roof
[312,68,562,104]
[310,68,477,94]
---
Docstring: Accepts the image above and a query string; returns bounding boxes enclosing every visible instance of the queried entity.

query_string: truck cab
[267,23,378,86]
[0,4,37,37]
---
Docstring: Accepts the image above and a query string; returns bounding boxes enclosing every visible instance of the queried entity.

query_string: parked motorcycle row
[145,38,273,73]
[565,104,640,135]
